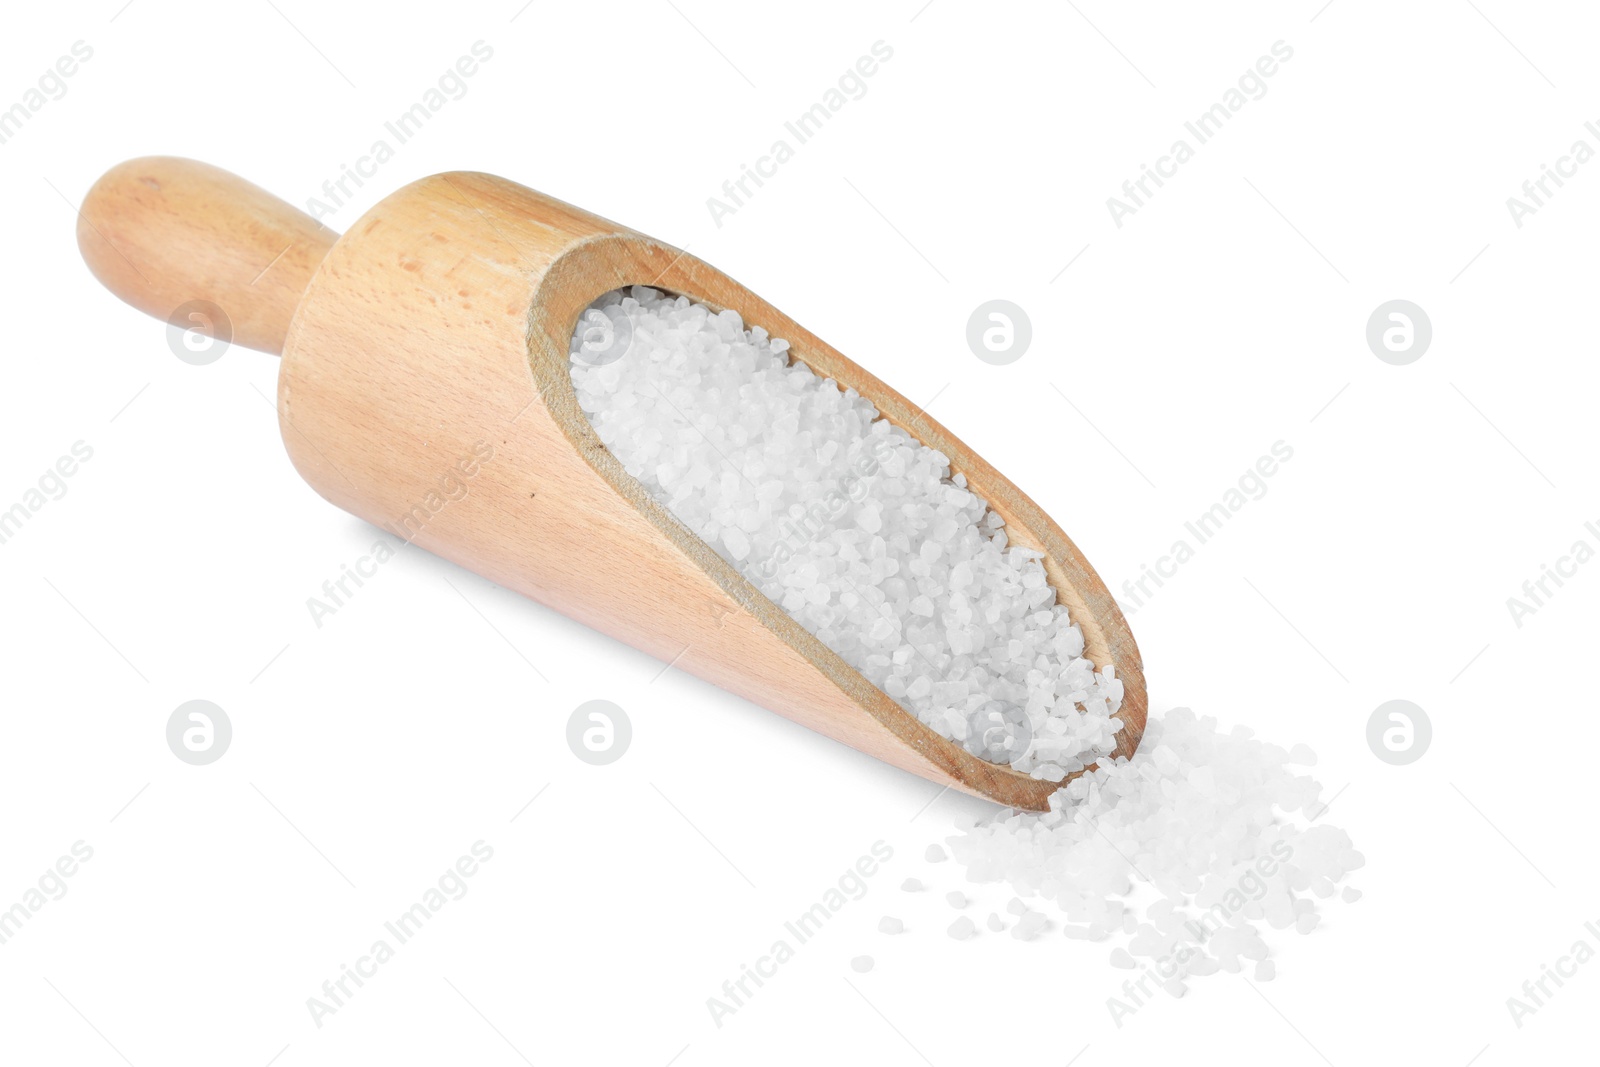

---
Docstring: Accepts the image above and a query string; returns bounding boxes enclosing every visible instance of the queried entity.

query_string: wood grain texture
[77,157,335,355]
[275,170,1147,811]
[76,157,1146,810]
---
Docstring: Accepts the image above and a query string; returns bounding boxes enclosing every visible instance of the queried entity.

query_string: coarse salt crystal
[569,287,1125,779]
[945,708,1360,985]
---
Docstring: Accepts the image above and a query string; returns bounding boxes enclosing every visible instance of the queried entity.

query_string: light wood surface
[77,157,335,355]
[79,157,1147,811]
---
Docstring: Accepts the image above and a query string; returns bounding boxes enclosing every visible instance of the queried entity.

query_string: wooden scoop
[77,156,1146,811]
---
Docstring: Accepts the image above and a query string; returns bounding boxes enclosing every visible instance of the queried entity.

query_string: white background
[2,1,1596,1064]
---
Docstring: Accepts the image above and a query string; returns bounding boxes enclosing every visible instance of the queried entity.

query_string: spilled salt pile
[945,708,1362,990]
[571,288,1362,986]
[568,287,1123,779]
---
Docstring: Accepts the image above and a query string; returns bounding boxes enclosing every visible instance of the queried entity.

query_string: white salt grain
[851,955,874,973]
[947,709,1361,984]
[900,878,923,892]
[569,291,1363,984]
[1011,911,1048,941]
[570,287,1125,778]
[878,916,904,935]
[987,913,1005,932]
[945,891,967,909]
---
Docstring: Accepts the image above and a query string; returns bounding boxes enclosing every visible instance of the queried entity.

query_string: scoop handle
[77,157,337,356]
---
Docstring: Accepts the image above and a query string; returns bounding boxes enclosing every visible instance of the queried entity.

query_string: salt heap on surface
[945,708,1362,983]
[569,287,1124,778]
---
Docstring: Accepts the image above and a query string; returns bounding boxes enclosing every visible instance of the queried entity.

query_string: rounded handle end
[78,157,338,356]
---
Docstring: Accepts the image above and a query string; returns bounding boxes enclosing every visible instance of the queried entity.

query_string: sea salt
[569,287,1124,777]
[569,289,1362,984]
[878,916,904,935]
[1011,911,1048,941]
[851,956,874,973]
[946,709,1361,983]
